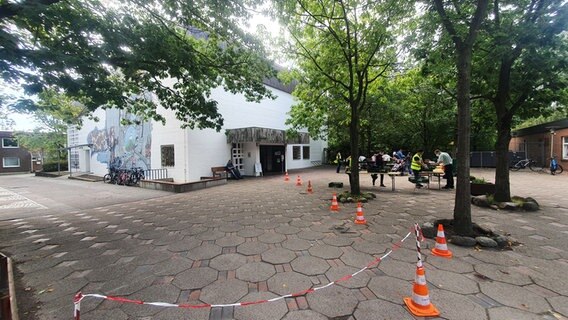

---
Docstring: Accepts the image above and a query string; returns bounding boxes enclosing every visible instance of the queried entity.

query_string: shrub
[42,162,68,172]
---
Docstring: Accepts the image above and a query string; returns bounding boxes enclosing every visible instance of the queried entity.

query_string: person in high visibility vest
[411,150,426,188]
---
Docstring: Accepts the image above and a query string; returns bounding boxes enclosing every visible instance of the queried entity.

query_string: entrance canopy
[226,127,309,144]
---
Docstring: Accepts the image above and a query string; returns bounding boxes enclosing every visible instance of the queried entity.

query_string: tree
[472,0,568,202]
[276,0,413,195]
[1,0,275,130]
[432,0,489,235]
[13,89,86,163]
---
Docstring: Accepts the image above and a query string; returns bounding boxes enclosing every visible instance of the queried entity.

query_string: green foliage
[514,108,568,130]
[1,0,274,130]
[42,161,68,172]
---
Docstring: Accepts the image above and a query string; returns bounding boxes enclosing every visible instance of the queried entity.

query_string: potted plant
[470,177,496,196]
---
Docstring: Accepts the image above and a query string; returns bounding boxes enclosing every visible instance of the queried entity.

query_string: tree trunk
[453,49,474,236]
[493,114,513,202]
[349,103,361,195]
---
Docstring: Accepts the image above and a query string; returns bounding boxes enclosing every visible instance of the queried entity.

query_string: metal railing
[143,168,169,180]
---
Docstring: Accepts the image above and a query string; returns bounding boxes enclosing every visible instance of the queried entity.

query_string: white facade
[68,84,327,182]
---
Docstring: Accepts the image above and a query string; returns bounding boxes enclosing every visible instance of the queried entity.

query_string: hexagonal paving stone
[322,235,354,247]
[154,308,209,320]
[196,230,225,241]
[237,241,270,256]
[473,264,533,286]
[264,242,301,259]
[307,285,358,318]
[480,281,550,314]
[367,275,410,304]
[290,256,330,276]
[352,241,387,255]
[236,262,276,282]
[354,299,415,320]
[282,238,313,251]
[167,239,202,253]
[340,249,374,268]
[237,227,265,238]
[426,268,479,294]
[258,232,287,244]
[379,260,414,281]
[219,223,243,233]
[547,296,568,318]
[325,266,370,288]
[121,283,180,316]
[274,225,301,235]
[308,244,343,259]
[361,232,393,243]
[297,230,325,241]
[267,272,313,296]
[130,250,172,266]
[487,307,544,320]
[429,287,487,320]
[200,279,249,304]
[282,310,328,320]
[186,243,222,260]
[234,292,288,320]
[427,253,474,273]
[209,253,247,271]
[151,256,193,276]
[172,267,218,290]
[216,235,245,247]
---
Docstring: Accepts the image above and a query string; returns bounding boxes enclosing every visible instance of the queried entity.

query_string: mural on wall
[87,109,152,170]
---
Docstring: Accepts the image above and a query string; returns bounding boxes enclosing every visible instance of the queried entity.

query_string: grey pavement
[0,168,567,320]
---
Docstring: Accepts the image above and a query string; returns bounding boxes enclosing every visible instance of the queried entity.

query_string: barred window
[292,146,301,160]
[303,146,310,160]
[161,145,175,167]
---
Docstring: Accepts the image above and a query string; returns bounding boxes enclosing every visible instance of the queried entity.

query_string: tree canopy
[1,0,275,130]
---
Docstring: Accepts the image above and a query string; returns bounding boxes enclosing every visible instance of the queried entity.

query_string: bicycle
[509,158,536,171]
[530,158,564,175]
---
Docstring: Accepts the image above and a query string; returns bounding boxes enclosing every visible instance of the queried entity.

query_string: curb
[1,252,19,320]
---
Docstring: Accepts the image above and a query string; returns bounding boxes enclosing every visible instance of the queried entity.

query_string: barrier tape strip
[73,229,414,318]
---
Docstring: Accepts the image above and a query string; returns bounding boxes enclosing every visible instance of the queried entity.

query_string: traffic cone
[404,265,440,317]
[354,202,367,225]
[330,193,340,211]
[296,175,302,186]
[431,224,453,258]
[307,180,313,194]
[284,171,290,182]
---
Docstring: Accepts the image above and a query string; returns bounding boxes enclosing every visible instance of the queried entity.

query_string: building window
[292,146,301,160]
[302,146,310,160]
[3,157,20,168]
[2,138,18,148]
[563,136,568,160]
[161,145,175,167]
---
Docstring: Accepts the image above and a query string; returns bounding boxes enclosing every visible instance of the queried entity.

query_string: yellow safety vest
[411,153,422,171]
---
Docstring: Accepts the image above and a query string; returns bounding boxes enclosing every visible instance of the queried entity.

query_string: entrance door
[260,145,285,174]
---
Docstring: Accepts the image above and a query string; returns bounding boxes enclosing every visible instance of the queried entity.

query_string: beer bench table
[359,170,401,191]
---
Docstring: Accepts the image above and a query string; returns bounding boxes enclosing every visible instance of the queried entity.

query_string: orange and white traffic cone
[284,171,290,182]
[431,224,453,258]
[330,193,340,211]
[307,180,313,194]
[296,175,302,186]
[404,264,440,317]
[354,202,367,225]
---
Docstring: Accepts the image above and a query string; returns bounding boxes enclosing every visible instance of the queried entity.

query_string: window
[563,136,568,160]
[302,146,310,160]
[2,138,18,148]
[3,157,20,168]
[292,146,301,160]
[161,145,175,167]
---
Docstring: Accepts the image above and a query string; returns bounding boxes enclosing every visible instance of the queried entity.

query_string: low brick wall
[139,177,226,193]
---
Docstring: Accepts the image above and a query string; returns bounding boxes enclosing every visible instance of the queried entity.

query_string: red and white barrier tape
[73,230,413,319]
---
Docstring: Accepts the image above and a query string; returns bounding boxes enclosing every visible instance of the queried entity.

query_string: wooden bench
[211,166,228,179]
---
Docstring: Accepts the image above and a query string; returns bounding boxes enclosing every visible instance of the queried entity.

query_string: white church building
[67,78,327,182]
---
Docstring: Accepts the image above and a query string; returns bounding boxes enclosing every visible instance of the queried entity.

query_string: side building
[509,118,568,166]
[0,131,41,174]
[67,82,327,182]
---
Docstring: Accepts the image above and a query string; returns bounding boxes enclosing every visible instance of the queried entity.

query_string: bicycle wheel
[510,164,521,171]
[103,174,111,183]
[555,165,564,175]
[529,161,544,172]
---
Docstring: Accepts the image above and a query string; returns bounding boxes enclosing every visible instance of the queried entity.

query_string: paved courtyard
[0,167,567,320]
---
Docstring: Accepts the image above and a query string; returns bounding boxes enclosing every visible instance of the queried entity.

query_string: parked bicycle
[103,166,146,186]
[510,157,563,174]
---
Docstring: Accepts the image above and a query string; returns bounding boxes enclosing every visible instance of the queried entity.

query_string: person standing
[335,151,342,173]
[434,149,454,189]
[411,150,426,188]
